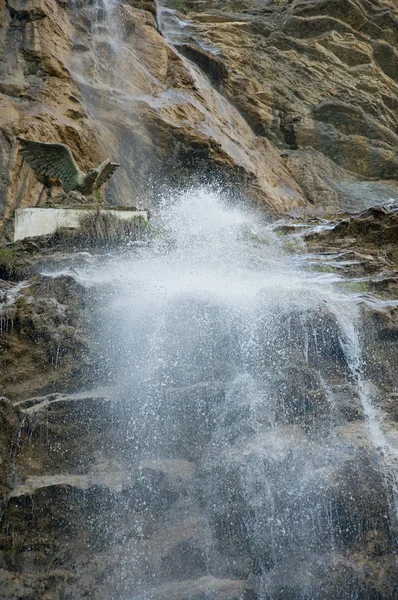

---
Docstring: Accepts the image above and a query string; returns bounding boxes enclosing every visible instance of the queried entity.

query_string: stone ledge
[9,472,133,498]
[14,208,149,242]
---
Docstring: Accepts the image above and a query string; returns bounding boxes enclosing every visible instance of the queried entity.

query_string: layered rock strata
[161,0,398,211]
[3,0,398,240]
[1,0,398,598]
[0,0,307,241]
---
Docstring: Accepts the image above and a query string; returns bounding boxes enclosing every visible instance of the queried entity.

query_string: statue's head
[86,169,98,184]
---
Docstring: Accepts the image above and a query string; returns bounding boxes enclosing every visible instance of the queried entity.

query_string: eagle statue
[17,137,120,196]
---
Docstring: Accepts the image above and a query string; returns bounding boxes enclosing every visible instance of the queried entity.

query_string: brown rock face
[4,0,398,240]
[2,1,398,599]
[167,0,398,211]
[0,398,21,523]
[1,220,398,599]
[0,0,310,241]
[0,274,91,400]
[302,200,398,403]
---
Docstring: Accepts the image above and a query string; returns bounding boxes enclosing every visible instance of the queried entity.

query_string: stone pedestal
[14,207,149,241]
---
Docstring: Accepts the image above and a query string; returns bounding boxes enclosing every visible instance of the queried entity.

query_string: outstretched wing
[17,137,81,193]
[93,159,120,191]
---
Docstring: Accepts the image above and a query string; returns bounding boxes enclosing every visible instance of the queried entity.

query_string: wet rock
[328,383,364,422]
[139,458,195,485]
[0,398,21,521]
[313,203,398,246]
[137,458,196,515]
[13,389,120,476]
[324,452,394,548]
[262,305,350,378]
[8,472,133,531]
[0,274,91,399]
[261,551,398,600]
[132,576,257,600]
[199,416,395,580]
[3,468,159,570]
[0,568,68,600]
[174,0,398,213]
[362,304,398,393]
[301,202,398,400]
[0,0,308,242]
[303,202,398,302]
[2,2,398,599]
[275,376,364,429]
[151,380,226,461]
[2,0,398,234]
[141,516,208,584]
[382,393,398,423]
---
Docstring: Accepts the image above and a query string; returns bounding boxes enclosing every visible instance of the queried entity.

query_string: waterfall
[57,2,398,595]
[72,188,398,599]
[156,2,221,54]
[335,306,398,541]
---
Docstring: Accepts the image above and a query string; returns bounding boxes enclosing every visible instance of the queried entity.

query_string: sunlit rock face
[3,0,398,239]
[163,0,398,212]
[0,0,307,241]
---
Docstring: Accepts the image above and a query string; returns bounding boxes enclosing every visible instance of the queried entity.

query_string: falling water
[60,2,398,596]
[156,2,221,54]
[72,188,398,599]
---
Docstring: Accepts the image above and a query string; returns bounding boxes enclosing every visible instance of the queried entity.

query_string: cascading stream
[156,1,221,54]
[74,188,398,599]
[60,2,398,596]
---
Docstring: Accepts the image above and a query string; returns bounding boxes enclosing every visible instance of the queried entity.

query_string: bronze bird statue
[17,137,120,196]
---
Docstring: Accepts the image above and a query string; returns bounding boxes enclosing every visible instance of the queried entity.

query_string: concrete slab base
[14,207,149,241]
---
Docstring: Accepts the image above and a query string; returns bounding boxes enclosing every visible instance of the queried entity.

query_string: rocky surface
[3,0,398,240]
[296,202,398,422]
[304,201,398,293]
[274,200,398,468]
[163,0,398,212]
[1,211,398,598]
[0,0,307,241]
[2,0,398,598]
[0,273,92,400]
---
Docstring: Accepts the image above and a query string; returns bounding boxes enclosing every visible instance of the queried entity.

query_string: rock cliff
[166,0,398,210]
[2,0,398,240]
[2,201,398,599]
[0,0,305,241]
[2,0,398,599]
